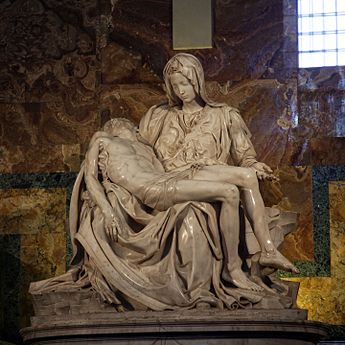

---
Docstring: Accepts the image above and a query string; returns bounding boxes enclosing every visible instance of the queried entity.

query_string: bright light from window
[298,0,345,67]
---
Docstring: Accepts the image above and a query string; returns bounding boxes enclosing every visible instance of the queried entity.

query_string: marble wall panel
[0,188,66,235]
[288,181,345,325]
[99,83,167,126]
[0,66,26,104]
[37,101,100,145]
[0,172,77,191]
[308,138,345,166]
[295,66,345,166]
[0,234,21,343]
[298,90,345,138]
[310,167,345,278]
[0,0,101,174]
[0,1,27,103]
[0,144,82,174]
[206,79,297,166]
[20,231,67,329]
[0,187,67,343]
[25,53,99,104]
[0,104,38,148]
[109,0,171,76]
[0,101,100,147]
[283,0,297,16]
[109,0,288,83]
[261,166,314,262]
[0,103,63,173]
[101,42,161,84]
[212,0,284,82]
[0,102,88,173]
[298,66,345,91]
[0,0,99,104]
[262,0,298,83]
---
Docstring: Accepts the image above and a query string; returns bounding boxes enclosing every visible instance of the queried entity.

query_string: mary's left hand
[251,162,279,181]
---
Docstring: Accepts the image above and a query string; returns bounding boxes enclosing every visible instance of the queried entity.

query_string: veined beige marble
[287,181,345,325]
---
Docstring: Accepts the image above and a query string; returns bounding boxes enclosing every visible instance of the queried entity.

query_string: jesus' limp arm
[84,136,120,241]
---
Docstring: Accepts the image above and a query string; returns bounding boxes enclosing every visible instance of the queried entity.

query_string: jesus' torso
[99,137,164,194]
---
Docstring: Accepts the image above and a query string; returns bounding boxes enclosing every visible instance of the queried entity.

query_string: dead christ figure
[84,118,299,293]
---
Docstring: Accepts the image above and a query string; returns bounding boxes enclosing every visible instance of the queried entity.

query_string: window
[298,0,345,67]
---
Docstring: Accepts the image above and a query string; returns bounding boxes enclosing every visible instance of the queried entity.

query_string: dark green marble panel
[0,235,21,344]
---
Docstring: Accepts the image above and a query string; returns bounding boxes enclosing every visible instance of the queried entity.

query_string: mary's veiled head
[163,53,216,107]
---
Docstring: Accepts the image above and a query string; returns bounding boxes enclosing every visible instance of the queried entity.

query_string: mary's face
[169,73,197,104]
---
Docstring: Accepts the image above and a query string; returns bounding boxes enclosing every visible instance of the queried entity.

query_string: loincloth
[138,166,199,211]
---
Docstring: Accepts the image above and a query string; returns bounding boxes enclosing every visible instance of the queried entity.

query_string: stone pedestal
[21,308,328,345]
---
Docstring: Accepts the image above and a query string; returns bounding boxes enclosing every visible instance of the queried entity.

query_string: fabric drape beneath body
[30,102,296,311]
[64,169,265,310]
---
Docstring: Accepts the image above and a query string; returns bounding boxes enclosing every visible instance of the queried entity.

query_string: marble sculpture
[31,53,300,311]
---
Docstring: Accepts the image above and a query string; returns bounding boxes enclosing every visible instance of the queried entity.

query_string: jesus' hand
[103,211,121,242]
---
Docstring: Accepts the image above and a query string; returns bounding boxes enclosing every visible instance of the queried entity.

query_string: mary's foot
[222,268,263,292]
[259,250,300,274]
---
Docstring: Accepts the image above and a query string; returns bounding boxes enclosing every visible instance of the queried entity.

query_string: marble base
[21,309,328,345]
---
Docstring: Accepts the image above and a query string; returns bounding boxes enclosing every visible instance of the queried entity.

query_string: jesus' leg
[173,180,263,291]
[191,166,299,274]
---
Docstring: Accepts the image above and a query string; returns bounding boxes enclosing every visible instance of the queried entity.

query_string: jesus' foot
[222,268,263,292]
[259,250,300,274]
